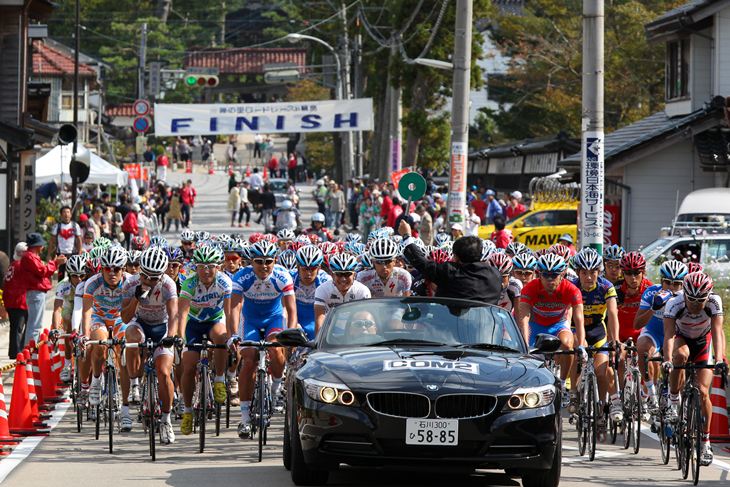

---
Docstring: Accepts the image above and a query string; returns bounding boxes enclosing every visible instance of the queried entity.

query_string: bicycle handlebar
[85,338,124,347]
[124,337,183,350]
[235,340,283,349]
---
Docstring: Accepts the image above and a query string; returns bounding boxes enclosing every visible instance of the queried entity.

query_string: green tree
[285,80,335,173]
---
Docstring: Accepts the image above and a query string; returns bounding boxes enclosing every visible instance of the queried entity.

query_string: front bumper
[294,392,560,472]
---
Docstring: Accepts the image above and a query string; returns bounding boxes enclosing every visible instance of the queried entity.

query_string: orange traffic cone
[28,341,44,405]
[263,166,268,180]
[51,339,64,386]
[0,376,19,444]
[208,158,214,175]
[8,353,46,436]
[38,337,61,401]
[710,373,730,443]
[23,349,48,427]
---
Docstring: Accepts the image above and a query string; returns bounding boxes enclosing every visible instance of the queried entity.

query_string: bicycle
[648,355,673,466]
[671,362,726,485]
[49,330,84,431]
[620,339,641,454]
[86,336,124,454]
[234,329,283,463]
[189,335,227,454]
[125,337,181,461]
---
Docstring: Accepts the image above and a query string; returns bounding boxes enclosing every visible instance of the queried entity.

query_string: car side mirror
[531,334,561,354]
[276,328,313,348]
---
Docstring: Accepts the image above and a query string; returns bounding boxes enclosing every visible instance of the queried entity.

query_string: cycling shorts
[675,331,713,366]
[90,315,126,340]
[638,319,664,351]
[185,318,222,352]
[572,324,608,355]
[528,320,570,347]
[127,319,172,358]
[300,322,315,341]
[241,315,284,341]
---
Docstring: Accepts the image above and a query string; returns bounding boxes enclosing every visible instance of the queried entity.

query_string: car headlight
[504,384,556,411]
[303,378,357,406]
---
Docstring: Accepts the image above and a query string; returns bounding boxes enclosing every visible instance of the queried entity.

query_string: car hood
[301,347,546,394]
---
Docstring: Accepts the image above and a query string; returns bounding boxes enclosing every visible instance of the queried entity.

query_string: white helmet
[312,212,325,224]
[101,246,127,268]
[368,238,399,261]
[280,199,293,210]
[140,247,169,275]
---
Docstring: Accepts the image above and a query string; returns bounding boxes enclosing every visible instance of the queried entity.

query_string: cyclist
[276,228,296,251]
[511,252,537,286]
[177,245,232,436]
[517,253,584,403]
[121,247,178,442]
[305,213,333,242]
[52,254,87,382]
[505,241,528,257]
[603,244,625,286]
[179,229,196,260]
[550,244,577,279]
[82,246,130,413]
[663,272,726,466]
[616,251,652,344]
[357,238,411,297]
[487,253,521,312]
[222,240,243,279]
[229,240,297,439]
[293,246,331,340]
[314,253,371,334]
[277,249,298,275]
[635,260,688,409]
[569,248,622,422]
[165,247,185,293]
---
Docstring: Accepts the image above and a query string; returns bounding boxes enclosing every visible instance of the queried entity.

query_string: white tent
[35,145,128,186]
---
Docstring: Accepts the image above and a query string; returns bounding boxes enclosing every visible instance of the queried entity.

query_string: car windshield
[320,298,525,352]
[269,180,288,192]
[639,237,673,259]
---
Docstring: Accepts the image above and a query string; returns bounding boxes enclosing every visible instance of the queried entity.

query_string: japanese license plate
[405,418,458,446]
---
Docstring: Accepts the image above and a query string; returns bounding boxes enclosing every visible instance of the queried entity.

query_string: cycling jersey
[179,272,232,323]
[314,280,371,314]
[638,284,674,349]
[519,278,582,327]
[497,277,522,312]
[292,270,331,339]
[232,265,294,339]
[83,273,127,337]
[664,293,722,364]
[616,278,652,342]
[569,276,616,346]
[55,278,77,321]
[122,274,178,325]
[356,267,412,297]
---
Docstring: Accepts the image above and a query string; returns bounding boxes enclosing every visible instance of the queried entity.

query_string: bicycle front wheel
[198,367,208,453]
[680,396,690,479]
[689,392,702,485]
[631,370,641,454]
[258,370,267,462]
[107,368,116,454]
[587,374,598,461]
[147,373,157,461]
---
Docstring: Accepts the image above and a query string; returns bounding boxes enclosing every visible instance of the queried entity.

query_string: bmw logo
[425,384,439,391]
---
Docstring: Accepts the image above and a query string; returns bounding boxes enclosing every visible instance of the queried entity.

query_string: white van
[669,187,730,236]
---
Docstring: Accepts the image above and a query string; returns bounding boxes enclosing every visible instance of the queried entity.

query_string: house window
[61,94,85,110]
[666,38,689,100]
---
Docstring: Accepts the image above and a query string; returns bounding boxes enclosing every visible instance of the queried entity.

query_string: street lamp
[412,58,453,70]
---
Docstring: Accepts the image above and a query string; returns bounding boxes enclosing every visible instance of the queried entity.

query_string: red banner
[124,163,141,180]
[604,204,621,246]
[390,169,409,188]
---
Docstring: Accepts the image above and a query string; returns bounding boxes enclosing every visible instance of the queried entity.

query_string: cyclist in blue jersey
[229,240,297,439]
[177,245,232,436]
[292,245,331,340]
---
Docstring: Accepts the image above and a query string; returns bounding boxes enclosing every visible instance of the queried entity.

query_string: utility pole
[580,0,605,253]
[138,22,147,99]
[71,0,80,206]
[353,23,363,177]
[220,0,226,45]
[446,0,472,225]
[339,2,354,182]
[388,41,402,179]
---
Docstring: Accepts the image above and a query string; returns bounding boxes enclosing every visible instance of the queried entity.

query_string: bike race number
[405,419,458,446]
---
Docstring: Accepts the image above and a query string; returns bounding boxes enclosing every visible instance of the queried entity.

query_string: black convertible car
[277,297,563,487]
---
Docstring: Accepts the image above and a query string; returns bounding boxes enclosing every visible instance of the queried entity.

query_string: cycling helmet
[344,241,366,256]
[434,233,451,247]
[100,246,127,268]
[248,232,265,244]
[261,233,278,244]
[391,235,403,245]
[572,248,603,271]
[131,236,147,251]
[687,262,704,274]
[165,246,184,263]
[358,253,373,270]
[150,235,168,248]
[87,257,102,274]
[319,241,339,256]
[277,228,295,241]
[196,231,210,242]
[65,254,88,276]
[277,249,297,271]
[481,239,496,262]
[682,272,713,299]
[307,234,321,245]
[296,245,324,267]
[127,250,143,265]
[240,245,252,261]
[140,247,169,275]
[488,252,514,276]
[93,237,112,249]
[603,244,625,261]
[659,260,688,280]
[381,227,394,237]
[295,234,310,243]
[620,251,646,271]
[249,240,278,258]
[280,199,293,210]
[430,247,452,264]
[328,253,359,272]
[536,253,567,273]
[369,238,399,261]
[550,244,572,260]
[506,241,529,257]
[512,252,537,270]
[345,233,362,244]
[180,229,195,242]
[193,245,223,264]
[311,212,325,224]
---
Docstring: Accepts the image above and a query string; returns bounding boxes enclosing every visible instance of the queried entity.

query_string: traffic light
[184,74,219,87]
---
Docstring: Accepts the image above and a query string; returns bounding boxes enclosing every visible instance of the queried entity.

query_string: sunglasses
[333,271,355,278]
[540,272,562,280]
[685,295,707,303]
[225,254,241,261]
[69,273,85,278]
[373,259,394,266]
[623,270,643,276]
[661,279,683,286]
[103,266,123,273]
[141,272,162,282]
[253,258,275,266]
[513,270,534,277]
[196,264,218,271]
[181,241,194,245]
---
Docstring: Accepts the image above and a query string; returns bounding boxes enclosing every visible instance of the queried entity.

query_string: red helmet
[131,236,147,251]
[248,232,264,244]
[687,262,704,274]
[549,244,571,260]
[288,240,305,253]
[429,248,451,264]
[620,251,646,271]
[307,234,321,245]
[319,241,339,256]
[533,248,550,258]
[683,272,713,299]
[488,252,514,276]
[262,233,278,244]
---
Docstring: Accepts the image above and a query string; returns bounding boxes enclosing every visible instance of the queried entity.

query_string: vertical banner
[390,137,402,174]
[20,152,36,237]
[447,141,468,224]
[604,204,621,246]
[0,173,6,231]
[580,131,604,251]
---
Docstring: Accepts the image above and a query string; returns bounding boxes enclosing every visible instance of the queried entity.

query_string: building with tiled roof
[184,47,306,75]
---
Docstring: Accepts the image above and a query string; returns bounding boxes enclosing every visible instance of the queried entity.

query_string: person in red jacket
[490,215,513,249]
[20,233,66,346]
[3,242,28,358]
[380,190,393,222]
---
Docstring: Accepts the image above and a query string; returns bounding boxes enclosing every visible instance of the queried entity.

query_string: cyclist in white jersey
[292,245,331,340]
[487,253,522,312]
[52,254,87,382]
[663,272,726,466]
[121,247,178,442]
[357,238,411,297]
[315,253,371,334]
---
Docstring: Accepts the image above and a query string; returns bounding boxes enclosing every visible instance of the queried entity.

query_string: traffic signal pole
[446,0,472,225]
[71,0,80,207]
[580,0,605,253]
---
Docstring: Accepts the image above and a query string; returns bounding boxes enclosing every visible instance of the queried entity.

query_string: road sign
[133,116,151,134]
[398,172,426,201]
[133,99,150,116]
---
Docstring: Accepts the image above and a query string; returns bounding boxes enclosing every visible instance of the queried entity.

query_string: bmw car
[277,297,563,487]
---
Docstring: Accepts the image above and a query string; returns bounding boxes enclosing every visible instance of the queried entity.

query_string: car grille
[366,392,430,418]
[434,394,497,419]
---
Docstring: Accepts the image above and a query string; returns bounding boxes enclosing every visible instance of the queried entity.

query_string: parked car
[478,201,577,250]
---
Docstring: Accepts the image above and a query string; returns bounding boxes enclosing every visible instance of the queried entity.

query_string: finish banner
[153,98,374,136]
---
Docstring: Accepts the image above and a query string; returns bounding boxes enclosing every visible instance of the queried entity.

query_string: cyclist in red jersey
[616,251,652,343]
